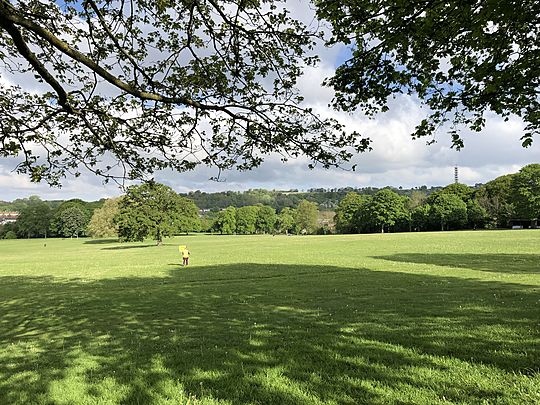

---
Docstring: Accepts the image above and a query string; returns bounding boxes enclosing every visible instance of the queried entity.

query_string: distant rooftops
[0,212,19,224]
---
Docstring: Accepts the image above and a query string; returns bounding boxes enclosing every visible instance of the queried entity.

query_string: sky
[1,1,539,201]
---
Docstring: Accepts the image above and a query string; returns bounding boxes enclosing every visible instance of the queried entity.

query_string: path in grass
[0,231,539,404]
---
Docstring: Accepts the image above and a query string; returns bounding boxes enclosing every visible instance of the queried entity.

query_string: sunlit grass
[0,230,539,404]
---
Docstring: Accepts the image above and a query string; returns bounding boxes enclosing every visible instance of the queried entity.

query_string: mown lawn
[0,231,539,404]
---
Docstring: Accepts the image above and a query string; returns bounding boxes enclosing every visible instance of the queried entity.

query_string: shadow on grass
[374,253,540,274]
[0,264,538,404]
[83,239,119,245]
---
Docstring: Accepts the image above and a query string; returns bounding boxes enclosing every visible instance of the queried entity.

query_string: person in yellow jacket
[181,246,191,266]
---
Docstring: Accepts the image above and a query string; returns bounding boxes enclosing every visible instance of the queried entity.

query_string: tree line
[335,164,540,233]
[1,164,538,240]
[182,186,444,211]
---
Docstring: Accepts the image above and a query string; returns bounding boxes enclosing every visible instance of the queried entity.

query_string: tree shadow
[374,253,540,274]
[101,244,157,250]
[0,264,538,404]
[83,238,119,245]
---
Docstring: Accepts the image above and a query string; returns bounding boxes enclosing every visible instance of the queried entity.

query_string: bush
[3,231,17,239]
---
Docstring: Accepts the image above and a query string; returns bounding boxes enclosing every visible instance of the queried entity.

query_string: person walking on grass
[182,246,191,266]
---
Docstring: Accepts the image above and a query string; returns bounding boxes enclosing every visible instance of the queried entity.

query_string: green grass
[0,231,539,404]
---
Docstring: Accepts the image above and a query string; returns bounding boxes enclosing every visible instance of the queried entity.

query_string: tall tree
[115,182,200,244]
[511,164,540,219]
[294,200,319,234]
[0,0,369,185]
[317,0,539,147]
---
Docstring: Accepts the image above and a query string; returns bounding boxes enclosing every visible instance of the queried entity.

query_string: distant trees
[116,183,200,244]
[256,206,277,234]
[476,175,515,227]
[210,201,319,235]
[213,206,237,235]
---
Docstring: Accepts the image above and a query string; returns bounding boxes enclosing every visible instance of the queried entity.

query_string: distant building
[0,212,19,224]
[0,212,19,225]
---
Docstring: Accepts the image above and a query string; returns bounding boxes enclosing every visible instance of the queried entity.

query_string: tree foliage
[213,206,237,235]
[56,206,87,237]
[333,192,366,233]
[362,189,409,233]
[429,193,467,231]
[475,174,515,227]
[511,163,540,219]
[294,200,319,234]
[115,182,200,243]
[276,207,295,234]
[235,205,258,235]
[255,205,276,234]
[0,0,369,185]
[87,197,121,238]
[14,196,51,238]
[317,0,540,147]
[50,199,91,237]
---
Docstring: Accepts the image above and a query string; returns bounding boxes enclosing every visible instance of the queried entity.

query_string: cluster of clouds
[1,0,539,201]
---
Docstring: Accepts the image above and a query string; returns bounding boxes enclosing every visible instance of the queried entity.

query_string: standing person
[182,246,190,266]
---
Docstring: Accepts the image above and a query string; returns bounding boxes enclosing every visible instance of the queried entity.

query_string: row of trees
[182,186,444,211]
[211,200,319,235]
[335,164,540,233]
[1,197,100,239]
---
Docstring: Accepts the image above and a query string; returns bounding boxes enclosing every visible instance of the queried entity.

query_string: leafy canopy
[317,0,539,147]
[0,0,369,185]
[115,182,200,243]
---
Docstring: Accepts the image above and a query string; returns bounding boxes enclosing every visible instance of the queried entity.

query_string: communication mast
[454,166,459,184]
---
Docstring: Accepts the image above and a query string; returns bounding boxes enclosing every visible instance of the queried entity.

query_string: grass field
[0,231,539,404]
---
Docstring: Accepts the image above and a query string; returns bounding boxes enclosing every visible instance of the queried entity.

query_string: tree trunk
[381,224,384,233]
